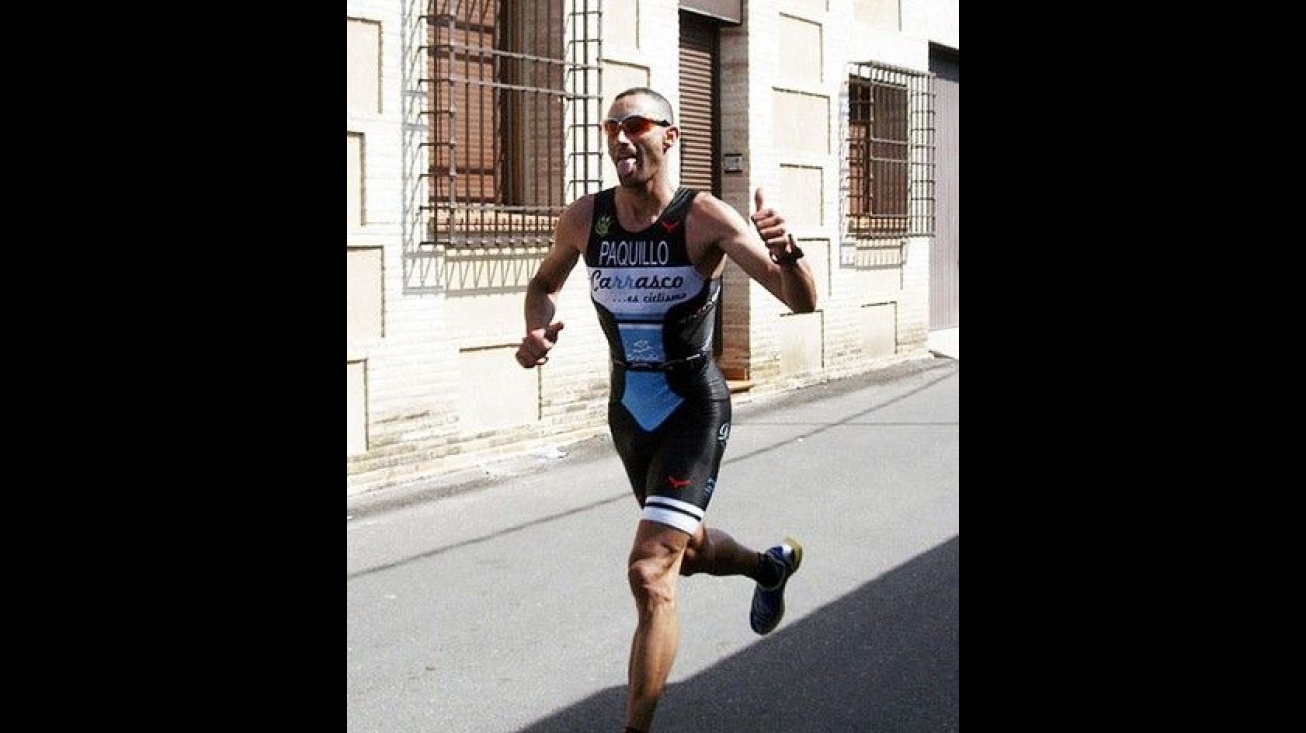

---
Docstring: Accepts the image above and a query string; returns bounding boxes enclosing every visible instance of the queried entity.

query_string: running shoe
[749,537,803,635]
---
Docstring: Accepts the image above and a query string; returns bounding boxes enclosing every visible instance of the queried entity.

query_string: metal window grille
[421,0,603,249]
[843,61,934,241]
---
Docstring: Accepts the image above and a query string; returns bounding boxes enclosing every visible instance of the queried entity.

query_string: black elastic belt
[612,351,708,372]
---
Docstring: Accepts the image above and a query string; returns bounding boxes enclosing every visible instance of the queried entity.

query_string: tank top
[584,187,726,429]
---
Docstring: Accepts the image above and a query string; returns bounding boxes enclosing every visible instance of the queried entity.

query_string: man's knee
[628,556,677,608]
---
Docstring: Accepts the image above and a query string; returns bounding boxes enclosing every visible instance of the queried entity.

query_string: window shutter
[678,14,717,195]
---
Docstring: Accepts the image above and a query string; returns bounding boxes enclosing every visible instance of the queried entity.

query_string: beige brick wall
[348,1,455,489]
[347,0,952,495]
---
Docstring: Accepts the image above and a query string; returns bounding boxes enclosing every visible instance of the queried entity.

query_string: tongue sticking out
[617,158,637,176]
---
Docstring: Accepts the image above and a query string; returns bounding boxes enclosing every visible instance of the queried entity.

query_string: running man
[515,87,818,733]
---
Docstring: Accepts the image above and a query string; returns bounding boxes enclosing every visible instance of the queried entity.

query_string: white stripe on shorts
[642,495,705,535]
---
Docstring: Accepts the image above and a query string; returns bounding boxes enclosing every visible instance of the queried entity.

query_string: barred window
[423,1,602,249]
[845,62,934,241]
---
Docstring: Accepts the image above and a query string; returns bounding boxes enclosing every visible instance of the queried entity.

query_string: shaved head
[612,87,675,124]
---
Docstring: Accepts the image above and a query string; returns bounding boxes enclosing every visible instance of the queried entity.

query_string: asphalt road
[348,354,959,732]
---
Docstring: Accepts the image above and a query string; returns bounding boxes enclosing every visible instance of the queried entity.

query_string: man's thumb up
[754,187,766,213]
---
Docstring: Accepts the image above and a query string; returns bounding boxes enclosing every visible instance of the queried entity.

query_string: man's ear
[662,125,679,152]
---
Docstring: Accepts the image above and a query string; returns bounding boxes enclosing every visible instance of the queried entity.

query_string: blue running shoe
[749,537,803,635]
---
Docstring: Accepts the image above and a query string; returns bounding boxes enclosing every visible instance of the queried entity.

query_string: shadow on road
[518,536,958,732]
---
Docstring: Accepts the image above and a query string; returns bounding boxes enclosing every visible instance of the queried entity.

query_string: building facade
[347,0,959,496]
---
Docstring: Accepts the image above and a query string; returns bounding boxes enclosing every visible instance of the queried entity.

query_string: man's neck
[614,182,677,228]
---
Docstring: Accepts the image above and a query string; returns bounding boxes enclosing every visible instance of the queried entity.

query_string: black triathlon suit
[585,186,731,536]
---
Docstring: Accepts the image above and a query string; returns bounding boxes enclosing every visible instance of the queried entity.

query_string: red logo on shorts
[665,476,692,491]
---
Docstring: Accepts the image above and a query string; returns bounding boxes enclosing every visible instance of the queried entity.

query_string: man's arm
[515,198,589,368]
[710,188,818,313]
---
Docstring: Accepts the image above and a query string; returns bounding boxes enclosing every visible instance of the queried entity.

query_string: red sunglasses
[602,114,672,137]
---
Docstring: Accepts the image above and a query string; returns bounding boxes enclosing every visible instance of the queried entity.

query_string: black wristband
[770,243,805,266]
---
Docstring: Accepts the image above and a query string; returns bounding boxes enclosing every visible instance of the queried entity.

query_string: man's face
[604,95,677,188]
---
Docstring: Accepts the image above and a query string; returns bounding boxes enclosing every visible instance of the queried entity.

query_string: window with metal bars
[845,62,934,241]
[422,0,602,249]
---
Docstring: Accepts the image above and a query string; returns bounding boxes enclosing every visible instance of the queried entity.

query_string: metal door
[930,48,959,329]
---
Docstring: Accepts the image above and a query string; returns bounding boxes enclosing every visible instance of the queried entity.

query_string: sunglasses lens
[622,117,652,135]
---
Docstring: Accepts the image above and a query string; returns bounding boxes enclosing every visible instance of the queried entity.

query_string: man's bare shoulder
[686,188,721,211]
[553,192,598,250]
[562,192,598,220]
[687,190,748,237]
